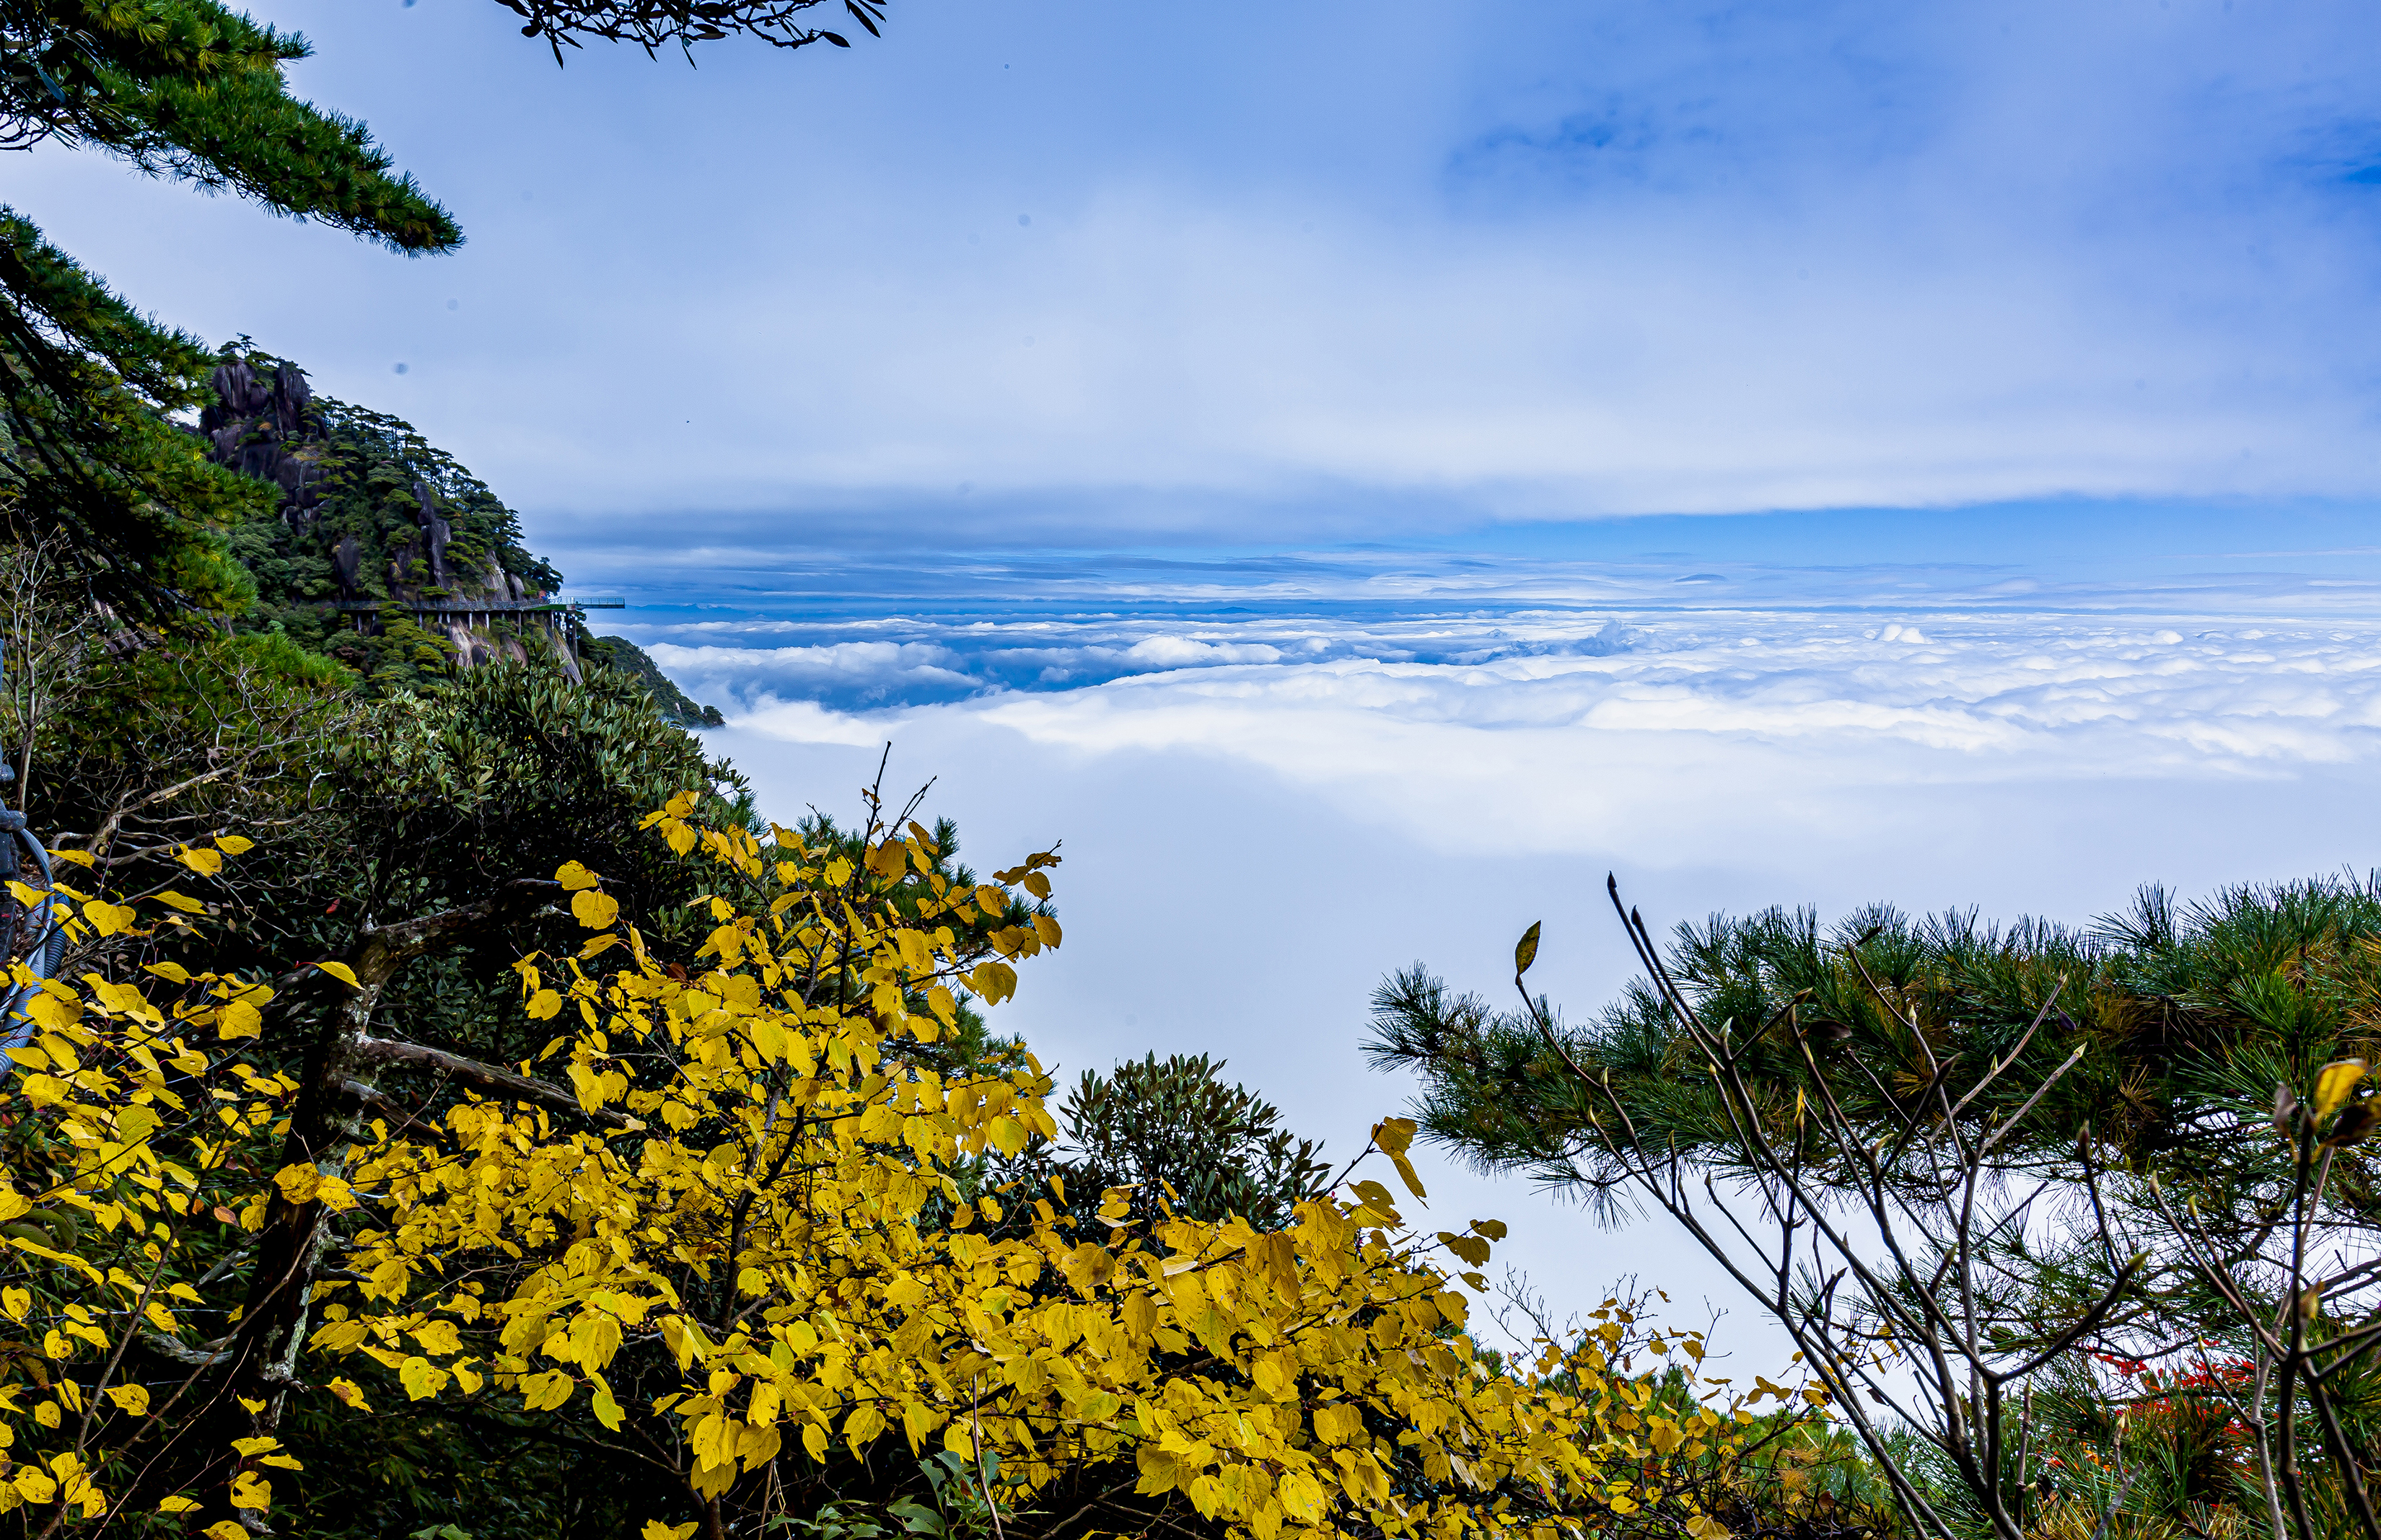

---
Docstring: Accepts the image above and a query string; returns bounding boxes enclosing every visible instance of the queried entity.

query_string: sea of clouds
[635,600,2381,1358]
[638,609,2381,798]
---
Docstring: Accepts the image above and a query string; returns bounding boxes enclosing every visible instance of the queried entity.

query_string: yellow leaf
[82,899,137,936]
[522,1371,576,1411]
[45,846,93,868]
[328,1378,373,1412]
[203,1523,250,1540]
[844,1402,887,1453]
[214,835,255,855]
[1514,920,1543,976]
[248,828,1761,1540]
[157,1496,203,1514]
[104,1383,149,1414]
[2316,1060,2369,1123]
[556,861,602,891]
[1314,1404,1364,1443]
[144,961,193,982]
[176,846,224,876]
[154,890,206,913]
[219,998,262,1040]
[643,1524,700,1540]
[398,1357,450,1401]
[17,1073,67,1107]
[315,961,361,990]
[273,1164,323,1205]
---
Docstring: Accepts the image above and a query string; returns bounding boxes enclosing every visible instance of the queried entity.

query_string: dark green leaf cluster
[1368,875,2381,1205]
[1050,1051,1330,1231]
[0,0,457,614]
[0,0,456,250]
[583,633,726,727]
[0,211,272,613]
[1374,876,2381,1540]
[500,0,887,59]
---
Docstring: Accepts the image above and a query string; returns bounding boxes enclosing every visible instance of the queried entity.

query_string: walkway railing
[330,595,626,614]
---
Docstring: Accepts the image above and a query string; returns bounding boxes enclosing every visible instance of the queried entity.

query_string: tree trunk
[156,880,561,1527]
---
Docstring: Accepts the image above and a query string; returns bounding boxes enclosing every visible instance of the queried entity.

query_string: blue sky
[25,0,2381,1345]
[23,0,2381,553]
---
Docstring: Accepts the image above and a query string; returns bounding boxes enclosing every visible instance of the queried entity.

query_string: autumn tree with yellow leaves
[0,787,1805,1540]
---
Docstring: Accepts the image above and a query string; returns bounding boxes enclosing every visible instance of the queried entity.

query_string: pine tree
[0,0,459,612]
[1056,1052,1331,1230]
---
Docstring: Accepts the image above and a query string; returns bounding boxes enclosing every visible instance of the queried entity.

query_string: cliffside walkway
[330,595,626,617]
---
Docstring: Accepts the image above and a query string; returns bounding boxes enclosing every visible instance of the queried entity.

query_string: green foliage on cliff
[582,631,724,726]
[205,347,576,692]
[226,386,561,610]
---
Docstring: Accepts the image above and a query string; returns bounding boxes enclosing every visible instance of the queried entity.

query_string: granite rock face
[200,351,581,688]
[202,348,722,724]
[204,357,326,520]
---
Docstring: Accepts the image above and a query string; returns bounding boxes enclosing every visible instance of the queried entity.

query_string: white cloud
[1123,637,1285,667]
[644,641,978,705]
[701,607,2381,1353]
[711,612,2381,876]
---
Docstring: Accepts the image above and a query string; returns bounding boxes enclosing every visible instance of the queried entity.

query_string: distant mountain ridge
[201,346,724,726]
[582,633,726,728]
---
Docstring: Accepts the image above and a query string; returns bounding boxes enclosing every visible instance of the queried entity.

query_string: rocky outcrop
[201,348,718,722]
[200,351,580,685]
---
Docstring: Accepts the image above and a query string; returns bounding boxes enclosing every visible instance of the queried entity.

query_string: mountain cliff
[201,346,724,726]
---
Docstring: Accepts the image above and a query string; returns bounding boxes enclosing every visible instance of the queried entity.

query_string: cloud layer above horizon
[697,604,2381,1342]
[692,611,2381,861]
[19,0,2381,543]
